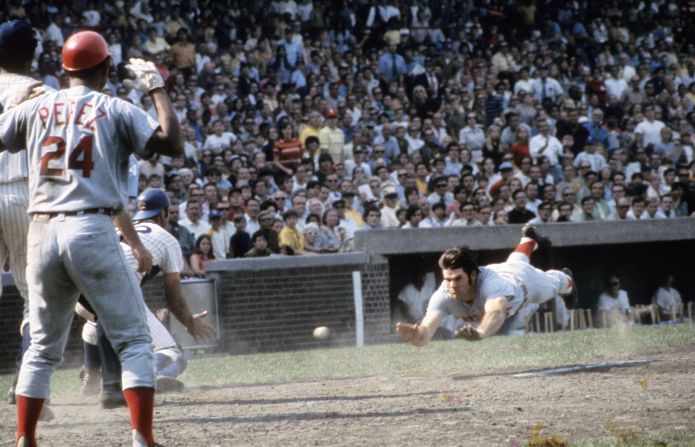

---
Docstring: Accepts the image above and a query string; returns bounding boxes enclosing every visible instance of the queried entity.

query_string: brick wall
[210,254,391,354]
[0,254,391,372]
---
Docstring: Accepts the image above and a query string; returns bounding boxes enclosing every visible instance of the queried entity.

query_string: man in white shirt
[529,119,563,169]
[179,200,211,240]
[634,104,665,148]
[604,65,628,99]
[203,120,237,153]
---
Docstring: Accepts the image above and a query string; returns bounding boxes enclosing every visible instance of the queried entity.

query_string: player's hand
[125,58,165,93]
[131,243,153,274]
[7,81,44,109]
[186,310,217,342]
[454,325,484,341]
[396,322,421,345]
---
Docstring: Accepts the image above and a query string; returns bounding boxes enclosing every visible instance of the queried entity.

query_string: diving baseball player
[77,188,216,408]
[0,19,52,406]
[396,225,575,346]
[0,29,182,447]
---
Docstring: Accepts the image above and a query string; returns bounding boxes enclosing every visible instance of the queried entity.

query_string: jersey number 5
[40,135,95,178]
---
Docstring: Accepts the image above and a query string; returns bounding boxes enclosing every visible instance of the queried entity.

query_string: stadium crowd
[4,0,695,263]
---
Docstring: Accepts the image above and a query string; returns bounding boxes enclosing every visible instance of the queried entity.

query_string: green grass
[2,325,693,396]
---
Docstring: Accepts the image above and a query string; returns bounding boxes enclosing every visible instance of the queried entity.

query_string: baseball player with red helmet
[0,29,182,447]
[397,225,575,346]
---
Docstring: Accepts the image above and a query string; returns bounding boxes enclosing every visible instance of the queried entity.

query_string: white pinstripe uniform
[122,221,183,353]
[0,73,52,319]
[80,220,186,376]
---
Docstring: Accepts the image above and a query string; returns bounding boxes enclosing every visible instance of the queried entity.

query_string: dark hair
[251,230,267,242]
[362,205,381,220]
[282,209,298,220]
[580,195,594,205]
[438,246,480,277]
[193,234,214,258]
[405,204,422,221]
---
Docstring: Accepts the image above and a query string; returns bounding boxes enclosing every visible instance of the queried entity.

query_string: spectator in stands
[273,121,303,175]
[279,210,304,255]
[244,231,273,258]
[179,200,211,241]
[596,274,631,328]
[206,211,228,259]
[258,209,281,254]
[190,235,215,277]
[229,216,251,258]
[508,190,536,224]
[573,196,597,222]
[319,208,344,252]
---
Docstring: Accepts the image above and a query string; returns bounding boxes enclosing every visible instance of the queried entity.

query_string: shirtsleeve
[0,99,32,153]
[118,100,160,158]
[160,237,184,274]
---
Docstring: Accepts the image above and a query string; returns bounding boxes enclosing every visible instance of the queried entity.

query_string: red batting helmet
[62,31,111,72]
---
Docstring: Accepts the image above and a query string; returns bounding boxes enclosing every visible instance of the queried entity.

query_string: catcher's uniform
[426,251,572,332]
[0,85,159,398]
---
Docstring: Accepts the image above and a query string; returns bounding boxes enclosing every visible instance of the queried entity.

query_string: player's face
[442,268,476,302]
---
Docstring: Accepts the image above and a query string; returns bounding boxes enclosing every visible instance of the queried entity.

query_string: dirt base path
[2,348,694,446]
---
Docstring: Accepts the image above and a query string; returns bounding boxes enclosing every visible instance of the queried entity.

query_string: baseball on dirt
[313,326,330,340]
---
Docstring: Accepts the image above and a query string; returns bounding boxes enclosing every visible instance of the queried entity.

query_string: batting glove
[125,58,165,93]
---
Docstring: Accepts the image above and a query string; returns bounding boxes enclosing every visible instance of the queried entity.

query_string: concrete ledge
[206,252,372,272]
[353,218,695,255]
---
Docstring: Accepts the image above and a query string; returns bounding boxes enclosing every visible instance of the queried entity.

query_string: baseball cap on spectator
[381,185,398,199]
[324,108,338,118]
[209,210,222,220]
[499,162,514,171]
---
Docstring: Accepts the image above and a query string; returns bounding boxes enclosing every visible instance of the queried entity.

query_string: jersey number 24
[40,135,95,178]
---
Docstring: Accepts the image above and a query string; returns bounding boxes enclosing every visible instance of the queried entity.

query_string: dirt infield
[1,346,693,446]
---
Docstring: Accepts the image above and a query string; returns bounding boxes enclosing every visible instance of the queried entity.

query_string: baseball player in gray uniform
[77,188,216,407]
[396,225,575,346]
[0,19,53,406]
[0,29,182,447]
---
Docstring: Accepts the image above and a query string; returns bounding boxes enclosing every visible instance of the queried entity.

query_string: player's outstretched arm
[456,296,507,341]
[162,272,216,342]
[114,212,153,274]
[125,58,183,157]
[396,313,441,347]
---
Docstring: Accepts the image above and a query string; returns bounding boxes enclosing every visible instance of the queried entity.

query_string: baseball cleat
[521,224,551,249]
[15,436,32,447]
[100,385,126,409]
[561,267,578,309]
[80,369,101,396]
[156,376,184,394]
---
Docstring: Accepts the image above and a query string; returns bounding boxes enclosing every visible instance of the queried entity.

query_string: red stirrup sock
[124,387,155,447]
[16,395,44,446]
[513,238,537,257]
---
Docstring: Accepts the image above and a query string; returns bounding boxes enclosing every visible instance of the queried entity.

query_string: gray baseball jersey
[426,265,526,324]
[0,85,158,213]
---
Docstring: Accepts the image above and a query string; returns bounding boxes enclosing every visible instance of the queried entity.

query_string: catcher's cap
[0,20,37,58]
[133,188,170,221]
[62,30,111,72]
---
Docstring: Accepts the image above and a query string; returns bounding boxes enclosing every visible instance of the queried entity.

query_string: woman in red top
[273,121,303,175]
[509,126,530,166]
[190,235,215,278]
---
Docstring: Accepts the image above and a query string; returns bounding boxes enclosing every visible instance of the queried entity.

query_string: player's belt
[32,208,117,220]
